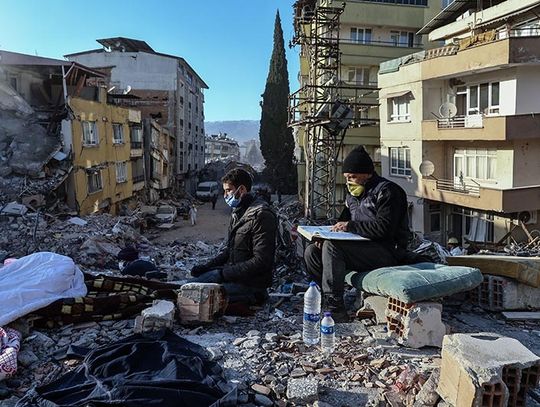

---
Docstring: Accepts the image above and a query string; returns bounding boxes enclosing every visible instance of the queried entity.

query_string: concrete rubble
[438,333,540,407]
[0,206,540,406]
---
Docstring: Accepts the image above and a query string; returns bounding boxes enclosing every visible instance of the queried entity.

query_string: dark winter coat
[339,173,411,251]
[203,194,277,289]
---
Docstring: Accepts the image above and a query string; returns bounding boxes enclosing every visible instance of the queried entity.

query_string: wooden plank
[502,312,540,321]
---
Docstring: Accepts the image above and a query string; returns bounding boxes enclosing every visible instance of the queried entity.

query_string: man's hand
[313,238,323,249]
[190,264,209,277]
[331,221,349,232]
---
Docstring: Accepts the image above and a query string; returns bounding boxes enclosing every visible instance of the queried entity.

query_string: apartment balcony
[422,114,540,141]
[340,1,427,28]
[421,34,540,80]
[422,178,540,213]
[341,39,423,66]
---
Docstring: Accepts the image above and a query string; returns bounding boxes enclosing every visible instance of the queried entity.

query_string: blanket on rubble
[0,252,87,326]
[17,330,237,407]
[32,273,181,328]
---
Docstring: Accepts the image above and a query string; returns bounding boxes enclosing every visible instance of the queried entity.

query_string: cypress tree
[259,10,297,198]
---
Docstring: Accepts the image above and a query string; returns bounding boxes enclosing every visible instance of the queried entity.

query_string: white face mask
[118,261,126,270]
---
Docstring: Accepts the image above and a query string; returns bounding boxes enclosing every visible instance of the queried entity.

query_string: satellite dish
[419,160,435,177]
[439,102,457,118]
[123,85,132,95]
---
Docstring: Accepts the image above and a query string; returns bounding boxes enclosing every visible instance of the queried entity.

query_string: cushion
[345,262,483,304]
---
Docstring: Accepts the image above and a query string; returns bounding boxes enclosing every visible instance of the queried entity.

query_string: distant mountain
[205,120,260,143]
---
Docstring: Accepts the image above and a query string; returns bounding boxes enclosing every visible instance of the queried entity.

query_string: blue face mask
[225,186,242,208]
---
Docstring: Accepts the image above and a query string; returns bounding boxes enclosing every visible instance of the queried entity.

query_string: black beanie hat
[117,247,139,261]
[342,146,374,174]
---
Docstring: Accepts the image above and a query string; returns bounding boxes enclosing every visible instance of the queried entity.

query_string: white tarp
[0,252,87,326]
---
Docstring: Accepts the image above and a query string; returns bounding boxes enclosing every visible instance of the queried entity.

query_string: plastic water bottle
[320,312,335,353]
[303,281,321,345]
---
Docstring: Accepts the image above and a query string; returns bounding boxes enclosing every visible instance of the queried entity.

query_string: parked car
[196,181,220,201]
[155,205,177,223]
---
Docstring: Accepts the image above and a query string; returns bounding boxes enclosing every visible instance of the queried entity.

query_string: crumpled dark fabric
[17,330,237,407]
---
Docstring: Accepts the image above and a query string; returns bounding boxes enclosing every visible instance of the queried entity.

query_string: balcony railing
[133,175,145,183]
[131,141,142,149]
[437,115,483,129]
[340,38,423,48]
[436,178,480,196]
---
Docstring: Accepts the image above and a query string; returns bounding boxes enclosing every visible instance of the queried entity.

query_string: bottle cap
[309,281,317,287]
[324,312,332,317]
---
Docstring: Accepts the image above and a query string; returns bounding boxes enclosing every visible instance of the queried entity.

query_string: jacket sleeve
[338,205,352,222]
[221,210,277,283]
[203,248,229,269]
[347,185,405,241]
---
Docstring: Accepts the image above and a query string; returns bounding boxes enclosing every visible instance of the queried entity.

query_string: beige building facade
[379,0,540,245]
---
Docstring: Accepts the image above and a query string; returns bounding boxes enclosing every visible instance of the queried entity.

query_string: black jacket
[339,173,410,250]
[203,194,277,289]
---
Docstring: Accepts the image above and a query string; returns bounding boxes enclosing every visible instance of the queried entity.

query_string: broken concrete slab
[386,298,446,349]
[437,333,540,407]
[0,202,27,216]
[502,312,540,321]
[448,255,540,288]
[414,368,440,407]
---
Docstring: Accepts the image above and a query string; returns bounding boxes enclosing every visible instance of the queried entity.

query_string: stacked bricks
[437,333,540,406]
[469,275,540,311]
[385,297,446,348]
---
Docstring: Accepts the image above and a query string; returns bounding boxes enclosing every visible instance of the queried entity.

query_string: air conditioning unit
[518,210,538,225]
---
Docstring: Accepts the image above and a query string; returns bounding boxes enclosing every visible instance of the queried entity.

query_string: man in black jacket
[304,146,411,321]
[190,168,277,305]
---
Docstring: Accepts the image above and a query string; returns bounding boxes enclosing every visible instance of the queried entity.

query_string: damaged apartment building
[378,0,540,247]
[0,50,142,215]
[65,37,208,195]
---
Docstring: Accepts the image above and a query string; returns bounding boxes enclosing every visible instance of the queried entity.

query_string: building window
[112,123,124,144]
[351,27,372,44]
[390,31,418,47]
[454,148,497,181]
[116,161,128,183]
[467,82,500,115]
[389,147,411,177]
[347,67,371,85]
[87,170,102,194]
[130,126,142,145]
[389,95,410,122]
[82,121,98,146]
[429,203,441,232]
[9,76,18,91]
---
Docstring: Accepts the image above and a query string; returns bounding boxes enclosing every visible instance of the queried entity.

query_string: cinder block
[177,283,228,324]
[469,275,540,311]
[134,300,175,333]
[385,298,446,349]
[437,333,540,407]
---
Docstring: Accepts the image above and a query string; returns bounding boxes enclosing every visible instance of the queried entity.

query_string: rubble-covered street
[2,200,540,407]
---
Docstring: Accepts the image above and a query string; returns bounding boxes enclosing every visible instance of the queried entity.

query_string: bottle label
[321,325,334,335]
[304,312,320,323]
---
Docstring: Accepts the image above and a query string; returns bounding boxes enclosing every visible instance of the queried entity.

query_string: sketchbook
[297,225,369,241]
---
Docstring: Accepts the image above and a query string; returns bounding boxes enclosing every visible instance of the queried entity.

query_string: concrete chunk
[437,333,540,407]
[386,298,446,348]
[362,295,388,324]
[286,377,318,403]
[134,300,175,333]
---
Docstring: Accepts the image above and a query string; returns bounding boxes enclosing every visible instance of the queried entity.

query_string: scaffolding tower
[289,0,379,221]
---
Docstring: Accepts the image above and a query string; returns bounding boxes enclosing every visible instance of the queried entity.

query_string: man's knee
[304,243,321,263]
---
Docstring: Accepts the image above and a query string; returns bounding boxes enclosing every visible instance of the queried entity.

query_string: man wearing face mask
[190,168,277,305]
[304,146,410,321]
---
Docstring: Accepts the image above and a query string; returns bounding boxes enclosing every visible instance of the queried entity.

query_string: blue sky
[0,0,300,121]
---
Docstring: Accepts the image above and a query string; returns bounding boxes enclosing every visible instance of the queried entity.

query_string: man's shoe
[323,295,350,323]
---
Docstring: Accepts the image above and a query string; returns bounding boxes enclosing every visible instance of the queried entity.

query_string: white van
[196,181,220,201]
